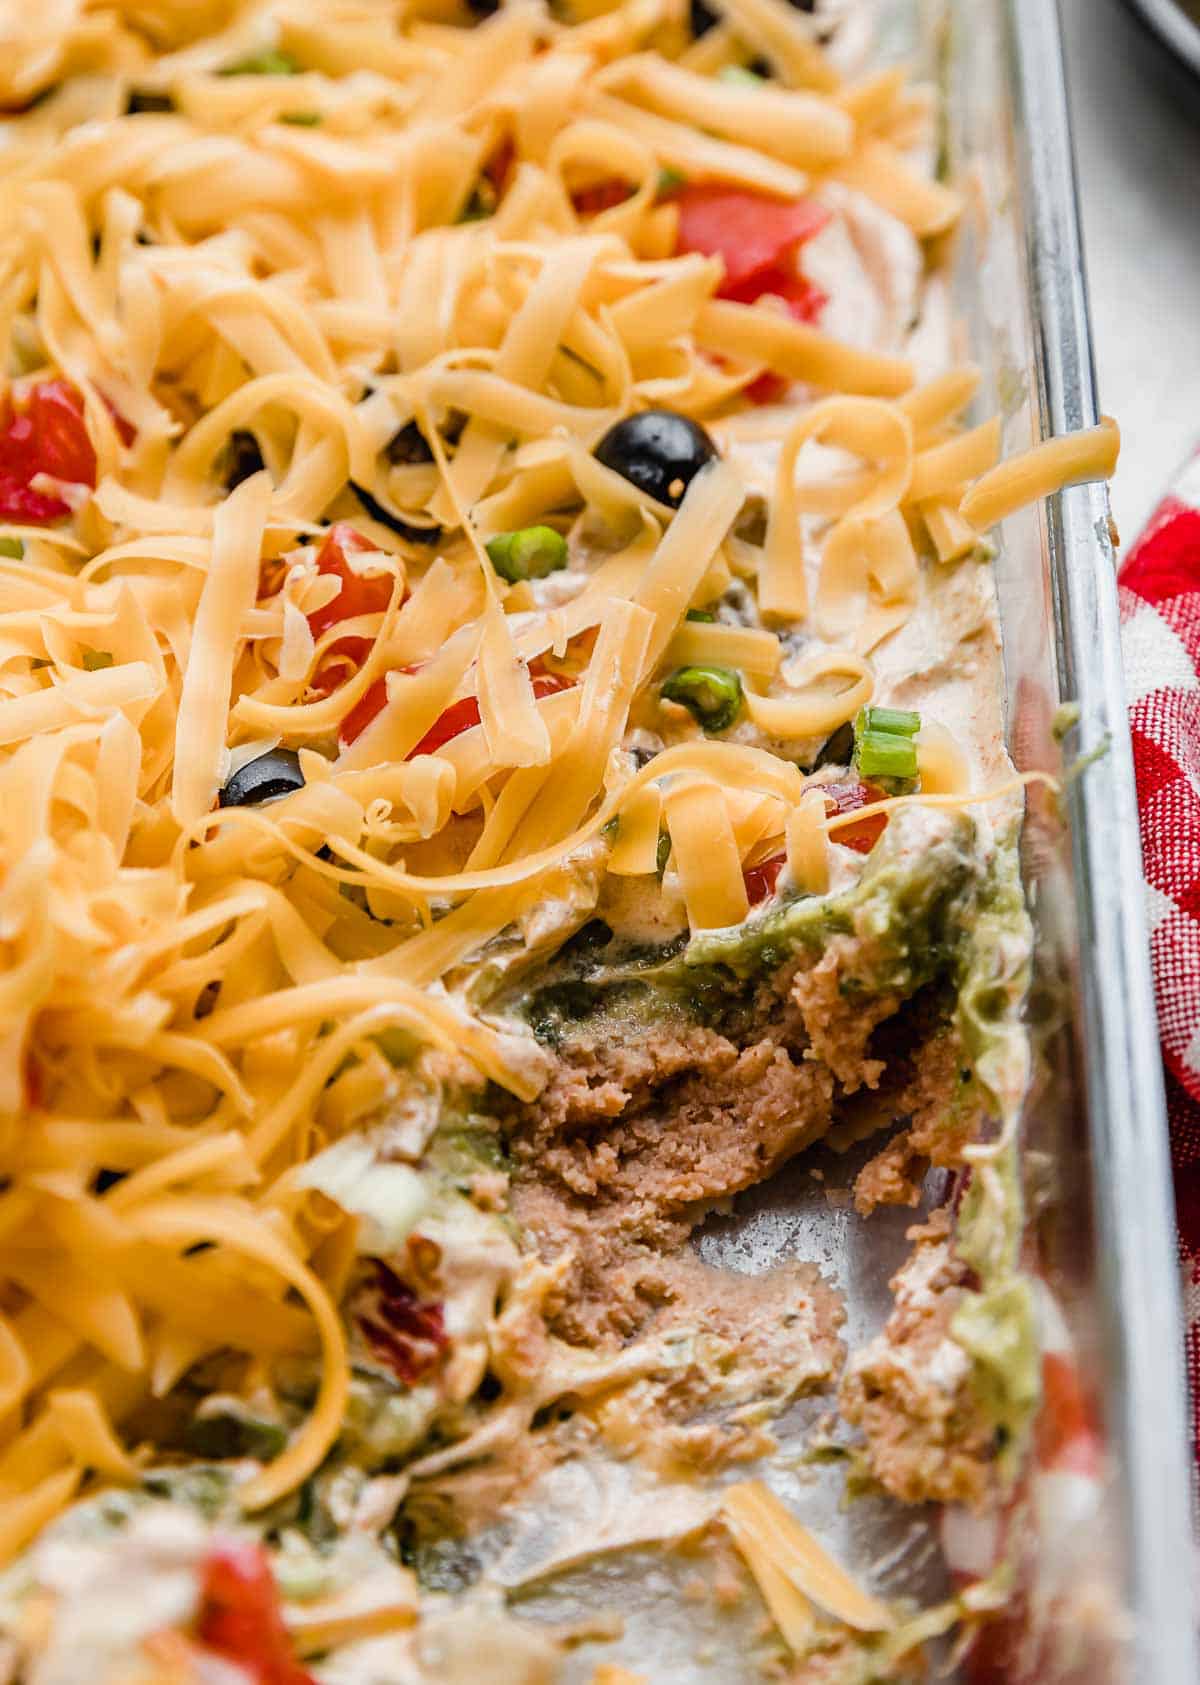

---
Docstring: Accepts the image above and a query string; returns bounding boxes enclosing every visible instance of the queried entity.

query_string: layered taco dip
[0,0,1121,1680]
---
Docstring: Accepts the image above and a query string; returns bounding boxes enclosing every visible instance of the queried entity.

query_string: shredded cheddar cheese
[0,0,1120,1593]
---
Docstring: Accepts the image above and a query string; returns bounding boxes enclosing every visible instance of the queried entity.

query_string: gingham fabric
[1117,461,1200,1470]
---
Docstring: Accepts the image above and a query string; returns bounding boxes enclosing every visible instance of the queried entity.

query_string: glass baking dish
[962,0,1199,1677]
[505,3,1199,1678]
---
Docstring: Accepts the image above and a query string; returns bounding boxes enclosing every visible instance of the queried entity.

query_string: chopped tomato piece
[743,782,889,899]
[407,670,573,757]
[744,853,786,905]
[0,380,97,523]
[0,480,72,524]
[674,185,829,294]
[337,675,390,744]
[339,663,574,752]
[675,188,829,404]
[307,523,401,699]
[1036,1352,1101,1476]
[307,523,393,641]
[573,178,634,216]
[26,380,98,486]
[744,372,790,406]
[309,647,368,701]
[823,780,889,854]
[405,693,483,758]
[197,1543,315,1685]
[719,265,828,321]
[358,1259,448,1386]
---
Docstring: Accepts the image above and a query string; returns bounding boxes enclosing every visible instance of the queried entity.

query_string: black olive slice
[219,748,305,808]
[593,410,718,509]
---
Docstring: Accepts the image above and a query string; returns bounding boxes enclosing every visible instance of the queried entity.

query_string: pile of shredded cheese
[0,0,1120,1562]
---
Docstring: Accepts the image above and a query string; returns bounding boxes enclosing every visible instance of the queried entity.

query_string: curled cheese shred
[960,418,1121,530]
[744,650,874,739]
[124,1197,347,1512]
[664,776,749,931]
[761,397,913,621]
[815,509,919,654]
[786,788,831,896]
[722,1481,894,1639]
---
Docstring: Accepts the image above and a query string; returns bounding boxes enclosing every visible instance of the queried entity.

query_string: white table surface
[1061,0,1200,548]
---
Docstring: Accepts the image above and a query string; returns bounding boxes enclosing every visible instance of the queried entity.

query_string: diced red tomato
[573,178,634,216]
[728,269,828,404]
[307,523,393,641]
[358,1259,449,1386]
[196,1543,316,1685]
[0,380,97,523]
[1036,1352,1101,1476]
[405,693,484,758]
[744,853,786,906]
[674,185,829,294]
[823,779,889,854]
[720,265,828,319]
[337,675,390,745]
[338,664,575,751]
[307,523,400,698]
[675,187,829,404]
[743,372,790,406]
[743,780,889,903]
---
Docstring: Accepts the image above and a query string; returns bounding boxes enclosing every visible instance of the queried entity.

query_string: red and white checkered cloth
[1117,463,1200,1471]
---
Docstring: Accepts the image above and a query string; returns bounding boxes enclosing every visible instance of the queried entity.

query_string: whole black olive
[224,430,265,489]
[593,410,718,509]
[219,748,305,807]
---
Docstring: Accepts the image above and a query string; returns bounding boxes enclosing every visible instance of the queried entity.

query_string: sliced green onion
[220,49,299,76]
[280,111,321,126]
[661,665,743,732]
[856,730,918,781]
[656,166,686,196]
[686,608,716,623]
[858,705,921,738]
[0,537,23,559]
[719,64,766,87]
[485,525,569,583]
